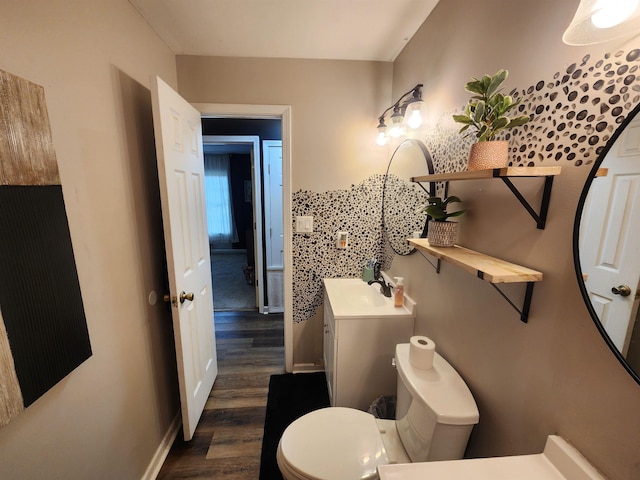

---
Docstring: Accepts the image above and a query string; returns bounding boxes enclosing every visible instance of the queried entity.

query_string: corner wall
[389,1,640,479]
[0,1,180,478]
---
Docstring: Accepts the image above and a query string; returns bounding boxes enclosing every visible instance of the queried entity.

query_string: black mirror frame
[572,102,640,386]
[382,139,437,256]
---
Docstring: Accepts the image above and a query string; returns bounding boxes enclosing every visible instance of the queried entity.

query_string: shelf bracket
[416,248,441,273]
[499,174,555,229]
[485,279,535,323]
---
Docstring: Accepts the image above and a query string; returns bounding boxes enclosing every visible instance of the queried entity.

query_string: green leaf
[443,196,462,206]
[507,115,531,127]
[490,93,504,109]
[425,196,466,221]
[492,117,509,130]
[480,74,492,91]
[486,69,508,98]
[447,209,467,218]
[465,80,483,95]
[473,101,485,123]
[452,114,473,124]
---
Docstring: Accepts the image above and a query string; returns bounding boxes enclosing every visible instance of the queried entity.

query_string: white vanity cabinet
[323,278,416,411]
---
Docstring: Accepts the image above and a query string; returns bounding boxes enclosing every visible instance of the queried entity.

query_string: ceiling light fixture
[563,0,640,45]
[376,84,425,146]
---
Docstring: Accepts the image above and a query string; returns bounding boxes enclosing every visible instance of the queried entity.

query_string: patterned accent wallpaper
[429,49,640,173]
[292,48,640,324]
[292,175,387,322]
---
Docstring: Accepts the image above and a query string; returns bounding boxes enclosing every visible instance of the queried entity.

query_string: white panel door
[150,76,217,441]
[264,140,283,268]
[263,140,284,312]
[580,117,640,354]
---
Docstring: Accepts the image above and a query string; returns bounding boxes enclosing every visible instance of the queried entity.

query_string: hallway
[211,251,256,311]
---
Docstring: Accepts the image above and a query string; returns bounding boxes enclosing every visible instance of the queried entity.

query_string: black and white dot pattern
[427,49,640,173]
[292,48,640,323]
[292,175,388,322]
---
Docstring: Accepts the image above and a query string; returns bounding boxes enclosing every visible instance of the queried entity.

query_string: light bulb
[404,97,427,130]
[389,124,405,138]
[592,0,638,28]
[389,111,405,138]
[376,131,388,146]
[407,109,423,129]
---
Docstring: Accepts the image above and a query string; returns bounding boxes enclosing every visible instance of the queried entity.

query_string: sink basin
[378,435,606,480]
[323,277,415,318]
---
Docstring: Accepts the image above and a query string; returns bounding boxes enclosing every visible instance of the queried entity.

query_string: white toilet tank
[394,343,479,462]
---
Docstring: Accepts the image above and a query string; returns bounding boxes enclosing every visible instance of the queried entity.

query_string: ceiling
[128,0,440,62]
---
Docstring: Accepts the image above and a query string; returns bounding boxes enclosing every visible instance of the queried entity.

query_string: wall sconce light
[376,84,426,145]
[563,0,640,45]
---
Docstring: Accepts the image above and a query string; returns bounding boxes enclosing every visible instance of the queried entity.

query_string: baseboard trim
[142,411,181,480]
[292,363,324,373]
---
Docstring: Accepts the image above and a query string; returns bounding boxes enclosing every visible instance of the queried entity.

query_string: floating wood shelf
[411,166,561,183]
[408,238,543,282]
[411,166,562,229]
[408,238,542,323]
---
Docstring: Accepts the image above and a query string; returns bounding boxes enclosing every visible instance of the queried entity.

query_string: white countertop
[323,277,415,318]
[378,436,606,480]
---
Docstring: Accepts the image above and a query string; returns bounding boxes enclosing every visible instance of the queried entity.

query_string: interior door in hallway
[151,76,218,441]
[263,140,284,312]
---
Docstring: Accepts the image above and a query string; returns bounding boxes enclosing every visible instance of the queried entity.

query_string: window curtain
[204,153,238,247]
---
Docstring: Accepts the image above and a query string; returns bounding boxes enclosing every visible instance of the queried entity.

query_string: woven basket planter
[467,140,509,170]
[427,220,459,247]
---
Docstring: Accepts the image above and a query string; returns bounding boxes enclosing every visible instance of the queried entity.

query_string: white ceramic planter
[427,220,458,247]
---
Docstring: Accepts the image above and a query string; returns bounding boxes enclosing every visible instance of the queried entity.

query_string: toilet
[277,342,480,480]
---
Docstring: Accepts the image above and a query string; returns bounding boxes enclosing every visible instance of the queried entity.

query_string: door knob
[179,291,195,303]
[611,285,632,297]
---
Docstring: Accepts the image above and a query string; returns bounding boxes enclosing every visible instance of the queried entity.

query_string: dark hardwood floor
[157,310,285,479]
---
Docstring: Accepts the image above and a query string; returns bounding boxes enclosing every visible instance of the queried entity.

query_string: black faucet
[368,278,392,297]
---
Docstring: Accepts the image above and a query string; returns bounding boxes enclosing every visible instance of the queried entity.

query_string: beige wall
[388,1,640,480]
[176,55,393,191]
[0,1,180,478]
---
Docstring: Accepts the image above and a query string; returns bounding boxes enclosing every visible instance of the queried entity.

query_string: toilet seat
[277,407,390,480]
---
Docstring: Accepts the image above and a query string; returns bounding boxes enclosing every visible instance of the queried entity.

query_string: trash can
[367,395,396,420]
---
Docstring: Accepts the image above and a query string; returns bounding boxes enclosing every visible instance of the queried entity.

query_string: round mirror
[574,103,640,385]
[382,139,436,255]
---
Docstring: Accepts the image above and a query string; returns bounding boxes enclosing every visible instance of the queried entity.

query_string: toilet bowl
[277,342,479,480]
[277,407,391,480]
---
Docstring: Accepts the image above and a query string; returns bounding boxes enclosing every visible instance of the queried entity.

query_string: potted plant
[418,196,466,247]
[452,69,530,170]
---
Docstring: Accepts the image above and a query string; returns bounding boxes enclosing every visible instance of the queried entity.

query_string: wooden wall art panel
[0,69,90,428]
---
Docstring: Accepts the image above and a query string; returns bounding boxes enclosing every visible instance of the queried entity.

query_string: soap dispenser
[393,277,404,308]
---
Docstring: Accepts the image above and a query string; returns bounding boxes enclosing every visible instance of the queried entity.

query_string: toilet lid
[279,407,389,480]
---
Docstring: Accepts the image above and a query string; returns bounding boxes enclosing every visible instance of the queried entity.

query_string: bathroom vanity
[323,277,416,411]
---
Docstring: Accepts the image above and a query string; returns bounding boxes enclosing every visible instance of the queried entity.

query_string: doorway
[203,136,261,312]
[202,121,283,315]
[195,103,293,373]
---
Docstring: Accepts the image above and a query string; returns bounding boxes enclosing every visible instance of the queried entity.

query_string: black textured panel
[0,185,91,407]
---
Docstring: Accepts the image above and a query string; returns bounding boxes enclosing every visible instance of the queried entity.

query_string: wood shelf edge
[408,238,543,283]
[411,166,562,183]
